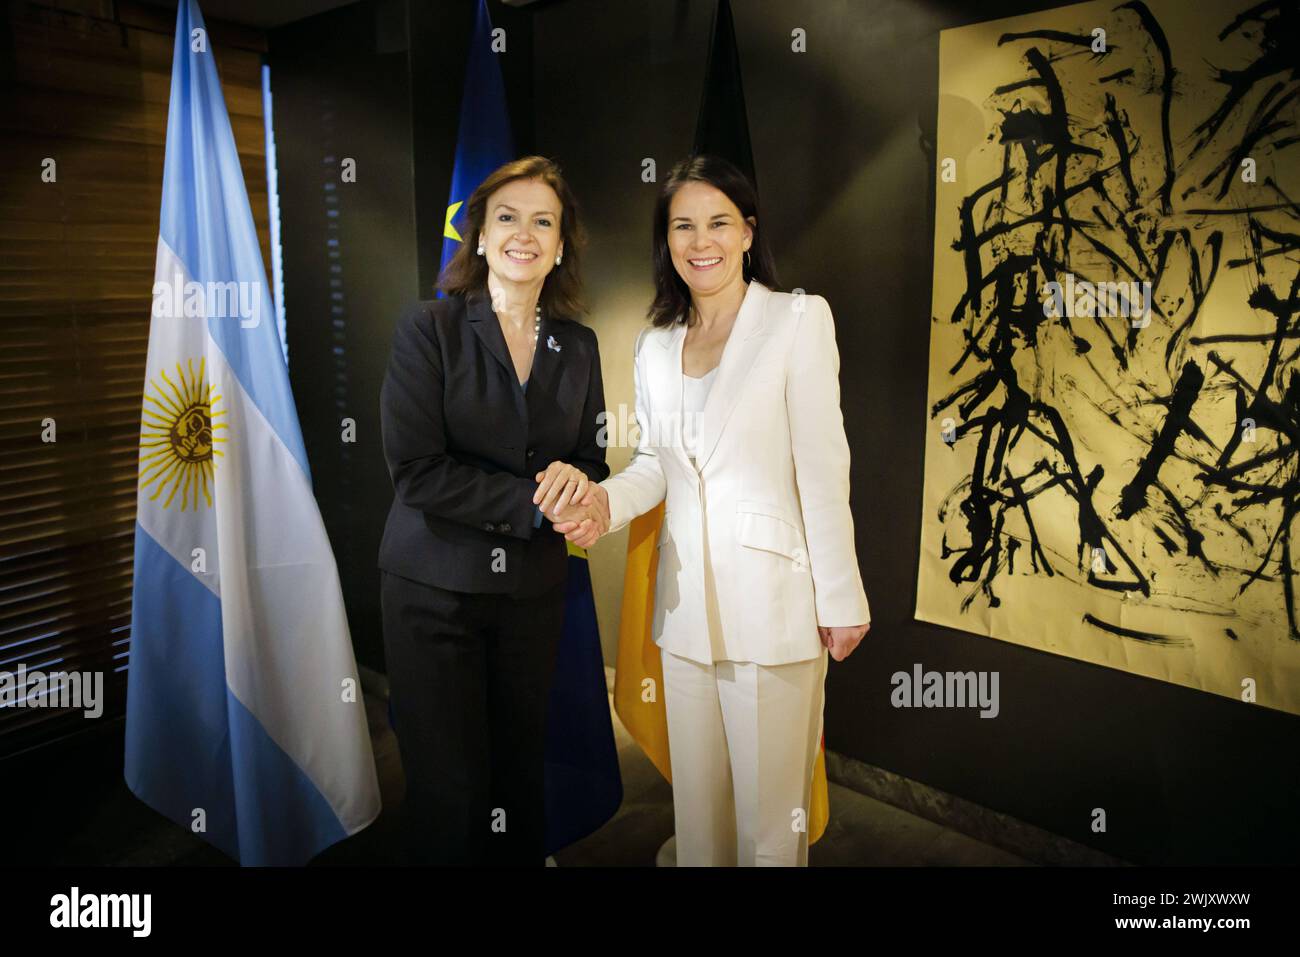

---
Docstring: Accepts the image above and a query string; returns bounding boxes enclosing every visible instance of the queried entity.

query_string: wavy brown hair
[437,155,587,319]
[647,154,780,328]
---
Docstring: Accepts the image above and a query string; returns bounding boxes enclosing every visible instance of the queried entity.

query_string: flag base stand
[655,835,676,867]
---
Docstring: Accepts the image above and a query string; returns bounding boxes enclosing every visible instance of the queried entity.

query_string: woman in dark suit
[378,156,608,865]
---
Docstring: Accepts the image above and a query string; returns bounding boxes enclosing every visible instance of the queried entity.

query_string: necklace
[498,301,541,384]
[520,303,540,385]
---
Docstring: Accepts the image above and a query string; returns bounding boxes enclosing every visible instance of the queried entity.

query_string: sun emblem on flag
[139,357,227,510]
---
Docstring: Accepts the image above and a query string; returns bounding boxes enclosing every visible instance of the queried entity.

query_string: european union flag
[545,544,623,857]
[439,0,515,276]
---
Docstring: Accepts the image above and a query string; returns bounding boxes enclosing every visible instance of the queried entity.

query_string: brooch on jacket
[546,335,561,353]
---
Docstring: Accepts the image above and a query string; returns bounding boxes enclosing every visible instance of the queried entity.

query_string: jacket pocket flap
[735,503,804,560]
[736,499,800,526]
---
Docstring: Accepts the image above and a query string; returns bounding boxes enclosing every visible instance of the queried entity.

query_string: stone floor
[334,678,1031,867]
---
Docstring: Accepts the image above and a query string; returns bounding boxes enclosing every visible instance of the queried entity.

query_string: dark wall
[529,0,1300,866]
[269,0,1298,865]
[270,0,530,669]
[271,0,416,670]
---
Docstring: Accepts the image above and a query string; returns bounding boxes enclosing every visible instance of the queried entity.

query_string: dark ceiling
[151,0,362,29]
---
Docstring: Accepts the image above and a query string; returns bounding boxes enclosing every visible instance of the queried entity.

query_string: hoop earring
[744,248,752,271]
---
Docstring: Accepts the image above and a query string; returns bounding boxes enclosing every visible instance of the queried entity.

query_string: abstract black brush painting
[917,0,1300,714]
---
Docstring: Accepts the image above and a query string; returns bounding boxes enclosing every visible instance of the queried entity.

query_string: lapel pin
[547,335,561,353]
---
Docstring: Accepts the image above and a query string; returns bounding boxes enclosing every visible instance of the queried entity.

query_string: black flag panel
[693,0,757,186]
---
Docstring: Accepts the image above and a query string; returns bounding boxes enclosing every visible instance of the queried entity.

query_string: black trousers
[380,570,566,866]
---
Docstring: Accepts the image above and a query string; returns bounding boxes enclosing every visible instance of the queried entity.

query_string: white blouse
[681,365,719,464]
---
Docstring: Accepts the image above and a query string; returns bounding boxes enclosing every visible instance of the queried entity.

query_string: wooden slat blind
[0,0,271,757]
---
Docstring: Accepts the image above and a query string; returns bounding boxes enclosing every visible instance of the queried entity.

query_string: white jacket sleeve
[600,327,667,532]
[787,295,871,627]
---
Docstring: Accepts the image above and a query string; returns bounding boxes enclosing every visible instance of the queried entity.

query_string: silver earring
[476,242,485,256]
[744,249,752,270]
[555,253,563,266]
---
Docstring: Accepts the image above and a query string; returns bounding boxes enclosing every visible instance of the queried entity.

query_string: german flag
[612,505,830,845]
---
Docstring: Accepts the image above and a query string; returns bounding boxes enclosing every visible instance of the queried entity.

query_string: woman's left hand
[534,461,589,517]
[819,623,869,662]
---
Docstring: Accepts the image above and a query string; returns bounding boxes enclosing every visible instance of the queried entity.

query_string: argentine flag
[124,0,380,865]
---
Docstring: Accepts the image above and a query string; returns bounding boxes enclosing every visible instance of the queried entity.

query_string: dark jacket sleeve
[379,304,538,540]
[570,327,611,485]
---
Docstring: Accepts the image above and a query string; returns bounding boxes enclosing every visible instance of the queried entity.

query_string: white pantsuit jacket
[601,280,870,666]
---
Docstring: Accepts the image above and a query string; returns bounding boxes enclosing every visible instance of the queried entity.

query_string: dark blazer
[378,289,609,596]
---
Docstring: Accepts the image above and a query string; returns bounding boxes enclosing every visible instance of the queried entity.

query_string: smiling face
[479,177,563,290]
[666,180,754,299]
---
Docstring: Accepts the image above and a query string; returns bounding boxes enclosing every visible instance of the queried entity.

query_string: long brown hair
[647,154,780,328]
[437,155,587,319]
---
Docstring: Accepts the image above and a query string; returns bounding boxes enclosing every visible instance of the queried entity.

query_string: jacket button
[526,448,535,458]
[482,522,495,532]
[500,522,512,534]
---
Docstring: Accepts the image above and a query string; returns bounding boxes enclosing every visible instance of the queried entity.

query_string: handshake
[532,462,610,549]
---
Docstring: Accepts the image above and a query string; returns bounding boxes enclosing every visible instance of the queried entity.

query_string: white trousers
[660,646,829,867]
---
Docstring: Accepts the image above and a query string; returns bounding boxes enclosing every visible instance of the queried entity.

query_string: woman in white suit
[548,155,870,866]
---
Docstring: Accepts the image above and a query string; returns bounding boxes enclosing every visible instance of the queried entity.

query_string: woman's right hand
[553,484,610,548]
